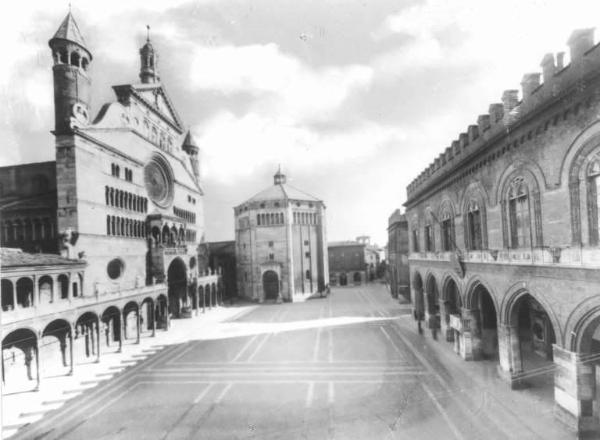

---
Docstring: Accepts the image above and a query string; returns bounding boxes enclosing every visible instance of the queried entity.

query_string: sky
[1,0,600,247]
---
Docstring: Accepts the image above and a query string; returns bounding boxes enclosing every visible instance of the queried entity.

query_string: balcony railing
[1,283,168,326]
[409,246,600,268]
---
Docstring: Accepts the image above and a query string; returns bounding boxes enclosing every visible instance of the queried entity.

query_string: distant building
[328,236,379,286]
[234,170,328,302]
[208,241,237,303]
[386,209,409,300]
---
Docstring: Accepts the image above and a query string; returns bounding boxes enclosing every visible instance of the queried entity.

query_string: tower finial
[146,24,150,42]
[68,2,71,12]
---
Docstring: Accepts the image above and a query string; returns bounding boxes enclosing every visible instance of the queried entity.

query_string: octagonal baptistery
[234,170,329,302]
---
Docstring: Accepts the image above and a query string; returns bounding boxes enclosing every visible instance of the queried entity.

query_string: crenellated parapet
[406,28,600,202]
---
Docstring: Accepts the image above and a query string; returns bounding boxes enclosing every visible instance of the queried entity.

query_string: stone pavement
[1,303,257,439]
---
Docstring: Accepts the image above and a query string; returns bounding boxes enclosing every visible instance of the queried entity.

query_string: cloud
[189,42,373,120]
[195,110,404,182]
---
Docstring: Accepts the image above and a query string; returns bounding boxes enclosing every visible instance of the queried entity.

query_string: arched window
[466,200,483,250]
[508,178,531,248]
[107,216,111,235]
[257,214,261,225]
[59,50,68,64]
[440,209,454,251]
[105,186,109,205]
[587,158,600,245]
[81,57,89,70]
[424,214,434,252]
[412,227,420,252]
[70,51,80,67]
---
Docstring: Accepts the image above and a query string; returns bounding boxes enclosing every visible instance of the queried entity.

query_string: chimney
[451,140,460,155]
[567,28,595,62]
[556,52,565,70]
[489,103,504,125]
[477,114,491,132]
[501,90,519,115]
[459,132,469,149]
[521,73,541,100]
[468,124,479,142]
[540,53,555,83]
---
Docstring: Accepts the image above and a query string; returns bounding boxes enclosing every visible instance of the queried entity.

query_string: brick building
[387,209,409,300]
[328,237,379,286]
[234,170,328,302]
[0,12,221,392]
[404,29,600,435]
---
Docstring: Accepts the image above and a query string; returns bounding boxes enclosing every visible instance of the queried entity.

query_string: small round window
[107,259,124,280]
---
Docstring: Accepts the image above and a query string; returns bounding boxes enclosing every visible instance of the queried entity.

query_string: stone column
[118,318,124,353]
[136,309,141,344]
[67,273,73,300]
[460,308,482,361]
[553,345,598,435]
[32,275,38,307]
[497,324,524,388]
[202,288,206,314]
[59,335,68,367]
[95,321,101,363]
[11,277,17,309]
[34,340,40,391]
[68,330,74,375]
[439,301,454,342]
[151,306,156,337]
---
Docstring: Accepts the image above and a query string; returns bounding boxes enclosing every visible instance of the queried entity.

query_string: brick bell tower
[48,11,93,134]
[49,11,92,258]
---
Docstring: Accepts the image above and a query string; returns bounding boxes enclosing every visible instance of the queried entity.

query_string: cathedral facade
[234,171,329,302]
[0,12,221,391]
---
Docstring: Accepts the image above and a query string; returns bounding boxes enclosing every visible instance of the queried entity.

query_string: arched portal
[412,272,425,322]
[167,258,187,318]
[339,273,348,286]
[508,293,556,389]
[123,301,140,342]
[41,319,72,377]
[470,284,498,360]
[75,312,99,364]
[2,328,38,390]
[155,294,169,330]
[38,275,53,304]
[1,279,14,311]
[101,306,122,352]
[442,278,462,343]
[353,272,362,284]
[140,297,155,332]
[16,277,33,308]
[262,270,279,300]
[425,275,440,337]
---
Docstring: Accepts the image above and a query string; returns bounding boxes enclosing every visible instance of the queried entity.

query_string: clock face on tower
[144,156,174,208]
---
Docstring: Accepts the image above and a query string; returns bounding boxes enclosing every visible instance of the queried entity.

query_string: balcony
[2,283,167,326]
[409,246,600,268]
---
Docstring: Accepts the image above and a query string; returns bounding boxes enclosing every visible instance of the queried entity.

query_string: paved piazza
[13,285,570,440]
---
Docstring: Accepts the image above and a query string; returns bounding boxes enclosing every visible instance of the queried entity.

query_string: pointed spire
[139,25,159,84]
[183,130,199,153]
[50,11,88,51]
[274,166,286,185]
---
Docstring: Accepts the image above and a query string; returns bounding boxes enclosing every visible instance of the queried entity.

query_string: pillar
[460,308,482,361]
[497,324,524,388]
[34,340,40,391]
[202,289,206,314]
[553,345,599,435]
[59,335,68,367]
[67,273,73,300]
[439,301,454,342]
[136,309,141,344]
[95,320,100,363]
[32,275,38,307]
[68,330,73,375]
[118,317,124,353]
[151,306,156,337]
